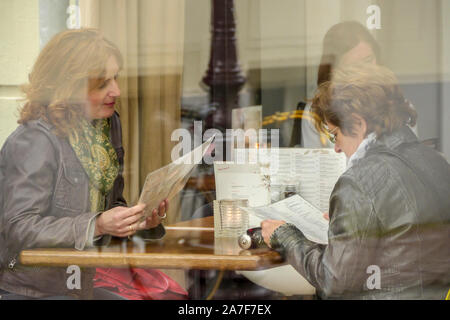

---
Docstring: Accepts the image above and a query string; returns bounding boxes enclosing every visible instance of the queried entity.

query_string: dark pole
[202,0,246,132]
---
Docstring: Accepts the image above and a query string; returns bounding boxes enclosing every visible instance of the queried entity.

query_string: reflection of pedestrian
[263,63,450,299]
[291,21,414,148]
[0,29,169,299]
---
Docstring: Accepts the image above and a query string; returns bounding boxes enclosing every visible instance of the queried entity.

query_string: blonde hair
[311,63,417,137]
[19,28,123,136]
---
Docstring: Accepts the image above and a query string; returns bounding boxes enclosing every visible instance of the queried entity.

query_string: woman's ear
[351,113,367,138]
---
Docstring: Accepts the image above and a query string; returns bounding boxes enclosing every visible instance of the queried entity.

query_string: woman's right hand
[94,203,146,238]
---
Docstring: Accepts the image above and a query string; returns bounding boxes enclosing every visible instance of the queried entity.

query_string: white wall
[0,0,40,147]
[373,0,441,141]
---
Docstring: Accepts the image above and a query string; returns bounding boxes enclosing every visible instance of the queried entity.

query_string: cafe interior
[1,0,449,300]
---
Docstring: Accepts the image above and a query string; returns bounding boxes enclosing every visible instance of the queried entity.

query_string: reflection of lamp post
[202,0,246,131]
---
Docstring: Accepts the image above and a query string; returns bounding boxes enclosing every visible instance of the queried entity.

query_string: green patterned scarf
[68,118,119,213]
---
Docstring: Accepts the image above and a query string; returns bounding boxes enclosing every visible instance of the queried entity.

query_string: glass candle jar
[214,199,249,238]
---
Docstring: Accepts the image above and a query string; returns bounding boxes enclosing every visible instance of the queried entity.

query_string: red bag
[94,267,188,300]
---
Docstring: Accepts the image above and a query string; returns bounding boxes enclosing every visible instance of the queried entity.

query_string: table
[19,216,284,271]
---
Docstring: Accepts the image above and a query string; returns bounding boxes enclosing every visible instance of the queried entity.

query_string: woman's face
[326,119,366,158]
[339,41,377,66]
[86,56,120,120]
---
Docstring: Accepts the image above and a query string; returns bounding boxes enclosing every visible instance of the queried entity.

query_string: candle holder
[214,199,249,238]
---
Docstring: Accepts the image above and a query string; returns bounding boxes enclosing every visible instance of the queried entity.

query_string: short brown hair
[18,28,123,136]
[311,63,417,137]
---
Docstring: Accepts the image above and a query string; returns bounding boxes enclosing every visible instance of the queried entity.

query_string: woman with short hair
[262,63,450,299]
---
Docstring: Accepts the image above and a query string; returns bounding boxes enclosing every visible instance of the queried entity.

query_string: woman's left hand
[138,199,169,230]
[261,219,286,248]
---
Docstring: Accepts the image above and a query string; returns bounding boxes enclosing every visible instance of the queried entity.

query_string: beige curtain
[80,0,184,225]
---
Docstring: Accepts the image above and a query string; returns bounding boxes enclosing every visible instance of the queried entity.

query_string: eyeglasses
[323,125,338,144]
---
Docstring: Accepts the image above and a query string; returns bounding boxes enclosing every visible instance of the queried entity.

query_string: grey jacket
[0,112,164,299]
[272,126,450,299]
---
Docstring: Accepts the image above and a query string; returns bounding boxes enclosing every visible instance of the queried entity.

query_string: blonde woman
[0,29,168,299]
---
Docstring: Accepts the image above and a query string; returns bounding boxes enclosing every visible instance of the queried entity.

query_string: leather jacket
[271,126,450,299]
[0,112,164,299]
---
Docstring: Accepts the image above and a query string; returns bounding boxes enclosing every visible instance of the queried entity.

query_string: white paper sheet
[214,162,271,207]
[138,136,214,218]
[243,194,329,244]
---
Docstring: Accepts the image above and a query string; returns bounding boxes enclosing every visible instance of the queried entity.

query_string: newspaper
[138,136,214,218]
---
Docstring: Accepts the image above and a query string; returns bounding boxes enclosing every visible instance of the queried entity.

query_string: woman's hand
[137,199,169,230]
[323,212,329,221]
[95,203,146,238]
[261,219,286,248]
